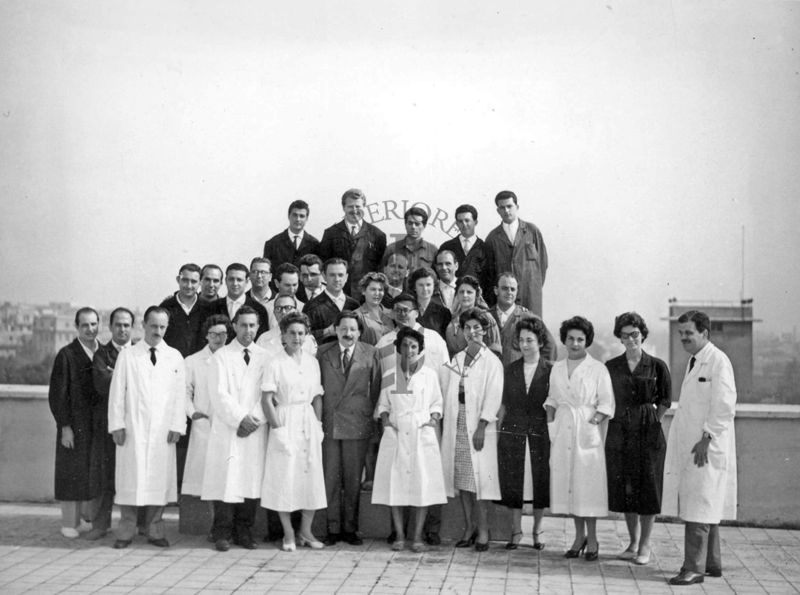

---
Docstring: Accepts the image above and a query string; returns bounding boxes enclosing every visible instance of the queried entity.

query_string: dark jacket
[439,236,492,297]
[210,295,270,341]
[304,292,360,344]
[159,294,213,357]
[319,220,386,298]
[263,229,321,269]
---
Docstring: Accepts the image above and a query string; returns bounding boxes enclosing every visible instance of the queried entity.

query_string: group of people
[48,188,737,586]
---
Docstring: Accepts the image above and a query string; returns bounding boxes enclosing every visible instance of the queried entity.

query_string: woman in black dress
[605,312,671,565]
[497,318,551,550]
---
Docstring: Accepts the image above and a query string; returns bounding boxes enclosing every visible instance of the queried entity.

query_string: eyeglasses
[207,331,228,339]
[252,270,271,276]
[275,305,296,313]
[393,306,415,315]
[620,330,641,340]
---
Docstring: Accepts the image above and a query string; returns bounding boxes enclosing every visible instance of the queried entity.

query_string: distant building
[667,298,759,398]
[30,311,75,360]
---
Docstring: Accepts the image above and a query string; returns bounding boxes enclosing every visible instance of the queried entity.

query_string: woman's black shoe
[474,540,489,552]
[585,546,599,561]
[505,531,523,550]
[564,538,587,558]
[455,531,478,548]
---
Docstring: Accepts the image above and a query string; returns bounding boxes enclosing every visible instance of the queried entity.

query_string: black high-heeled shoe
[474,540,489,552]
[564,538,587,558]
[584,544,599,561]
[455,530,477,548]
[505,531,523,550]
[533,531,545,551]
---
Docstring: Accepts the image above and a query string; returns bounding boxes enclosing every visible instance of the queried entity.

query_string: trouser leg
[233,499,258,541]
[212,501,235,541]
[116,505,138,541]
[683,521,710,573]
[341,439,368,533]
[323,437,343,534]
[92,490,115,532]
[143,505,165,539]
[707,524,722,572]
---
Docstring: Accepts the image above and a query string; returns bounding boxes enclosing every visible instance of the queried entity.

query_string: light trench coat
[544,354,615,517]
[108,340,186,506]
[181,345,214,496]
[200,341,267,502]
[662,342,737,523]
[372,366,447,507]
[440,346,504,500]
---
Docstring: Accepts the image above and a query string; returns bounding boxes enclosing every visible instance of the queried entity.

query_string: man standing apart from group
[49,307,100,538]
[108,306,186,549]
[319,188,386,301]
[263,199,321,269]
[484,191,548,315]
[663,310,737,586]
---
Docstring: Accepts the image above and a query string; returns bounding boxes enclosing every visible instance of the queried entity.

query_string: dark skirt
[605,405,666,515]
[497,422,550,510]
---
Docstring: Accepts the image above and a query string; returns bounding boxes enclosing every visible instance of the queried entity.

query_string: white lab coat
[372,366,447,507]
[544,354,615,517]
[181,345,214,496]
[200,341,267,502]
[440,346,504,500]
[108,340,186,506]
[662,342,737,523]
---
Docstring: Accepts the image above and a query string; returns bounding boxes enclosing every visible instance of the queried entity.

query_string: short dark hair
[74,307,99,326]
[395,326,425,353]
[516,317,547,347]
[288,200,309,215]
[144,305,170,323]
[494,190,518,205]
[233,305,260,325]
[341,188,366,206]
[249,257,271,270]
[459,307,491,331]
[455,204,478,221]
[559,316,594,347]
[613,311,649,340]
[226,262,250,277]
[109,307,135,326]
[201,264,223,279]
[392,293,419,310]
[335,310,363,333]
[677,310,711,337]
[405,206,429,226]
[202,313,232,337]
[279,311,310,334]
[435,250,457,265]
[178,263,202,276]
[298,253,323,269]
[409,267,437,290]
[323,257,348,274]
[275,262,300,281]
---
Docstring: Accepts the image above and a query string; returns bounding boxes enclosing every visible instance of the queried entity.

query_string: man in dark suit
[262,199,321,270]
[317,311,381,546]
[49,307,100,539]
[297,253,325,304]
[304,257,359,345]
[438,204,491,297]
[159,263,212,358]
[86,307,139,541]
[211,262,269,341]
[319,188,386,300]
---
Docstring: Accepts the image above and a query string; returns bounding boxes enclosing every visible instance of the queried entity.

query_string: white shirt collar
[460,234,474,251]
[287,229,304,242]
[325,290,346,309]
[78,339,98,360]
[112,340,130,351]
[177,292,197,315]
[227,294,246,307]
[502,219,519,241]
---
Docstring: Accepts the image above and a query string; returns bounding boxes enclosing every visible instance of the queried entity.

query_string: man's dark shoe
[215,539,231,551]
[84,528,108,541]
[234,535,257,550]
[669,570,705,586]
[324,533,341,546]
[147,537,170,548]
[706,568,722,578]
[387,530,396,544]
[342,532,363,546]
[425,532,441,546]
[112,539,131,549]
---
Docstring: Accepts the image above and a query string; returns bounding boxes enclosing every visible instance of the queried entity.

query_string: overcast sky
[1,0,799,353]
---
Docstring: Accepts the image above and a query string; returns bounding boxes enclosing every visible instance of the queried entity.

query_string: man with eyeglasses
[246,257,274,309]
[256,294,318,357]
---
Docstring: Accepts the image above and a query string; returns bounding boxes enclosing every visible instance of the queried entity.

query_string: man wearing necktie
[262,199,321,271]
[108,306,186,549]
[317,311,381,546]
[201,306,267,552]
[438,204,491,297]
[663,310,738,586]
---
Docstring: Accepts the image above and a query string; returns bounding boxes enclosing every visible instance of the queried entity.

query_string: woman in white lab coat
[372,326,447,553]
[440,308,504,552]
[545,316,615,561]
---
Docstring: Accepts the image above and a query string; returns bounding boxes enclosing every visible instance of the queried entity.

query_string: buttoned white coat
[108,340,186,506]
[181,345,214,496]
[200,341,267,502]
[662,342,737,523]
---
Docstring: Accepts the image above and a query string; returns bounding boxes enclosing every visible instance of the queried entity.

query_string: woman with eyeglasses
[605,312,671,565]
[440,308,503,552]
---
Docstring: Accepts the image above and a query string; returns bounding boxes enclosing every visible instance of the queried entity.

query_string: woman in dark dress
[605,312,671,565]
[497,318,551,550]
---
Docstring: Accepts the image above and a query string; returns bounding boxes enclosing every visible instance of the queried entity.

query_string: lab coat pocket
[579,423,602,450]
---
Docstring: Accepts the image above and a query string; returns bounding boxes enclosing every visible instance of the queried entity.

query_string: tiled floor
[0,503,798,594]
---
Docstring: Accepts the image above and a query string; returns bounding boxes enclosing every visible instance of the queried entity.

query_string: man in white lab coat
[663,310,737,586]
[108,306,186,549]
[201,306,267,551]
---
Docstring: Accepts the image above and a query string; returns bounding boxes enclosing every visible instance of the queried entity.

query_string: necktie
[462,237,469,253]
[243,348,250,366]
[293,235,300,250]
[149,347,157,366]
[342,348,350,371]
[350,225,357,238]
[689,356,696,372]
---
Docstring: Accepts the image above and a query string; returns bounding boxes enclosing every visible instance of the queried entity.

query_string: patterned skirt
[454,403,476,492]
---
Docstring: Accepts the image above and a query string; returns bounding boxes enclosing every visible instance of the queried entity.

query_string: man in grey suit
[317,311,381,546]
